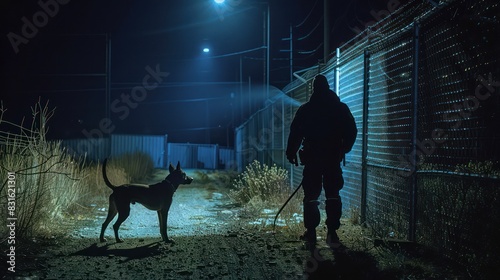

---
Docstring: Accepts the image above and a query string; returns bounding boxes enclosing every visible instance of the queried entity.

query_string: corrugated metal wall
[338,51,365,219]
[61,134,167,167]
[219,147,236,169]
[62,136,234,170]
[61,137,110,162]
[111,134,167,168]
[167,143,234,170]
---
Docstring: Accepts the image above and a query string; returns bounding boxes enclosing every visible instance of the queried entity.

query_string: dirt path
[5,170,380,279]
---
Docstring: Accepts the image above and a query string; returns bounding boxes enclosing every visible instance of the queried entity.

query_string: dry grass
[0,101,153,239]
[76,160,130,205]
[0,102,88,238]
[110,152,154,183]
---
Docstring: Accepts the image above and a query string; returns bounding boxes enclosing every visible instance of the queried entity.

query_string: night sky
[1,0,395,145]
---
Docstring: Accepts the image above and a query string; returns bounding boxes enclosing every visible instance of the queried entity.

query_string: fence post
[409,21,420,242]
[282,97,285,168]
[335,48,340,94]
[361,49,370,224]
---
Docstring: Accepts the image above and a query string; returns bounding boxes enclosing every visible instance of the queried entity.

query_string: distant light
[214,0,225,4]
[203,48,210,53]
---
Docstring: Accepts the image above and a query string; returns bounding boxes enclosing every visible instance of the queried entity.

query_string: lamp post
[213,0,270,102]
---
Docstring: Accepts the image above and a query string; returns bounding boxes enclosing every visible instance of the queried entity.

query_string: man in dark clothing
[286,74,357,247]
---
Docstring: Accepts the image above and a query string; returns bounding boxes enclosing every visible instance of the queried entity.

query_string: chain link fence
[235,0,500,273]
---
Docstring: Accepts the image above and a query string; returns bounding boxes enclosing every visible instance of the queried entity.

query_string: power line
[297,42,323,55]
[206,46,267,59]
[295,0,319,28]
[297,15,323,41]
[329,0,357,36]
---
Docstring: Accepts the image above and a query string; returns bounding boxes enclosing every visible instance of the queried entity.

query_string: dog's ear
[176,161,181,171]
[169,163,175,173]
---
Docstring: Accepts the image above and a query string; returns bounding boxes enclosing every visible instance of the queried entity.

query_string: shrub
[229,160,303,235]
[229,160,290,206]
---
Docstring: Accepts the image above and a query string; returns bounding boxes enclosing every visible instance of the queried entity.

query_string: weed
[349,206,361,225]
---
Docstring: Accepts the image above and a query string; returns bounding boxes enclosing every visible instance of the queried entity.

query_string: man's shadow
[304,246,379,280]
[71,241,164,262]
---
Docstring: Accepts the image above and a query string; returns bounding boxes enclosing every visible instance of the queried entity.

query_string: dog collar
[164,179,179,190]
[163,179,173,186]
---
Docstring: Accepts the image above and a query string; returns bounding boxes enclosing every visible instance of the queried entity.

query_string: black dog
[100,159,193,243]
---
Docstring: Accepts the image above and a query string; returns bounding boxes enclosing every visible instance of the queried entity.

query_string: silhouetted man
[286,74,357,248]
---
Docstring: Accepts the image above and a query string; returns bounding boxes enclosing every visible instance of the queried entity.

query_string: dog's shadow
[71,241,165,262]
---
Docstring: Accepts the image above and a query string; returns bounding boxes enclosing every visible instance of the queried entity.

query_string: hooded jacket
[286,77,357,164]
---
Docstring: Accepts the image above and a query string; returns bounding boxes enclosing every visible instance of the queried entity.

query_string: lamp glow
[203,48,210,53]
[214,0,225,3]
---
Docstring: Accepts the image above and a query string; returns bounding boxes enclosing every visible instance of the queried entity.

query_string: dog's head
[167,161,193,187]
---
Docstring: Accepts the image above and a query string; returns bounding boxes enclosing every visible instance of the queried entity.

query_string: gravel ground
[73,171,235,240]
[5,169,370,280]
[2,169,461,279]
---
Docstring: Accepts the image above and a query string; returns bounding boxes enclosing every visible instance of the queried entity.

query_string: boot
[300,228,317,245]
[326,230,341,249]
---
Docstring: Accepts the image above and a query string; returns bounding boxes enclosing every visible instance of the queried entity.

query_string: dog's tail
[102,158,116,189]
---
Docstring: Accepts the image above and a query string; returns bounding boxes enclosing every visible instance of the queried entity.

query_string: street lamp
[212,0,270,102]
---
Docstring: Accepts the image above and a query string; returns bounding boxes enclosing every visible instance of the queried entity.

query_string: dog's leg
[157,211,166,242]
[112,202,130,243]
[158,202,173,243]
[100,195,118,242]
[158,210,173,243]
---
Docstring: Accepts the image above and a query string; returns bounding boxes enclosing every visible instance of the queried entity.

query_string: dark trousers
[302,161,343,231]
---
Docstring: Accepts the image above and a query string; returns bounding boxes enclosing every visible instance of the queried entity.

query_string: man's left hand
[287,154,298,166]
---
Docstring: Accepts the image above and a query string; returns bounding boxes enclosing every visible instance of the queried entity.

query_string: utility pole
[290,25,293,83]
